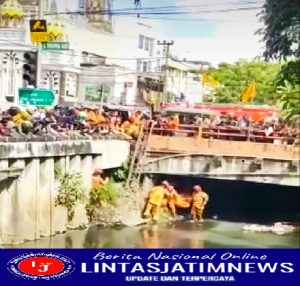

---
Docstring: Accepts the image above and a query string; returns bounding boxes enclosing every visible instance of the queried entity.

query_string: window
[136,59,142,72]
[147,61,152,72]
[139,35,144,49]
[7,56,15,95]
[49,0,58,13]
[144,37,150,51]
[79,0,85,9]
[149,39,154,56]
[65,73,77,97]
[48,76,55,90]
[142,61,148,73]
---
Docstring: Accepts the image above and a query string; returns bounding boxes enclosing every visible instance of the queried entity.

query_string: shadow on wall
[150,175,300,224]
[0,178,16,194]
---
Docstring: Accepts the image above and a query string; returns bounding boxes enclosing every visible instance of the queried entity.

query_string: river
[5,220,299,249]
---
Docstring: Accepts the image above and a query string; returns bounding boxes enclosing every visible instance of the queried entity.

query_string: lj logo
[7,253,75,280]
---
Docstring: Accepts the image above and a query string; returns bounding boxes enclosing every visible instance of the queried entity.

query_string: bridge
[140,134,299,187]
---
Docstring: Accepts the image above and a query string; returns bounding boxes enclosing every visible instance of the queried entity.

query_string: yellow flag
[201,74,210,85]
[201,74,219,87]
[241,82,256,102]
[209,77,219,87]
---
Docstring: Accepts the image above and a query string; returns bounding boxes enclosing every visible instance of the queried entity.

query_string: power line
[25,4,263,18]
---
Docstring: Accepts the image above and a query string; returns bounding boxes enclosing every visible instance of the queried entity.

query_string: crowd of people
[143,180,209,223]
[152,112,299,144]
[0,105,298,144]
[0,105,145,142]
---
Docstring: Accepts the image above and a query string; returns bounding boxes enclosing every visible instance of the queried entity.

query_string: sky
[114,0,265,66]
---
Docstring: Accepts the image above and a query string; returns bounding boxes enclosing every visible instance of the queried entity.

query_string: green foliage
[86,181,121,221]
[210,61,281,104]
[55,172,85,222]
[276,60,300,88]
[276,80,300,120]
[257,0,300,60]
[110,160,129,183]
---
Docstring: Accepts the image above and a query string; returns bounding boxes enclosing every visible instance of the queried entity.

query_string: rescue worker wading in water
[143,181,169,222]
[165,184,179,219]
[190,185,209,223]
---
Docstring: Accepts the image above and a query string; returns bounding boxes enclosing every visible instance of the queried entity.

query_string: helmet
[161,180,169,187]
[93,168,103,175]
[193,185,202,192]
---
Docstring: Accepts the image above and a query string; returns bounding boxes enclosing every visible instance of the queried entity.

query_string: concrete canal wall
[0,140,130,245]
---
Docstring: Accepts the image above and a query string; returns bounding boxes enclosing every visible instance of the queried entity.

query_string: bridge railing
[149,124,298,145]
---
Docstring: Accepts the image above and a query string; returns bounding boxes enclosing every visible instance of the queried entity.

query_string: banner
[0,249,299,285]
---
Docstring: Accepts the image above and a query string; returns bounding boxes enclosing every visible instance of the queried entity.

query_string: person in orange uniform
[130,111,142,127]
[92,168,109,188]
[165,184,179,219]
[167,114,179,135]
[92,168,109,207]
[129,111,142,139]
[143,181,169,221]
[190,185,209,223]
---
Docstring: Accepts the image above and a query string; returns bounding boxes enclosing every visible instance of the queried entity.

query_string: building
[164,57,211,104]
[0,0,161,108]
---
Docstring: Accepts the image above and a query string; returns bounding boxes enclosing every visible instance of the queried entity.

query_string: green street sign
[42,42,69,50]
[19,88,55,106]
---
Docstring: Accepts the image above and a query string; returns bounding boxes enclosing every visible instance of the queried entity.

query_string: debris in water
[242,222,296,235]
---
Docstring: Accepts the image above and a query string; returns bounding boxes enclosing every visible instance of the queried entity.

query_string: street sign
[30,19,48,43]
[42,42,69,50]
[19,88,55,106]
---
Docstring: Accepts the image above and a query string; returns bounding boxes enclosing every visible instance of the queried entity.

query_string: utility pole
[36,0,44,88]
[157,40,174,106]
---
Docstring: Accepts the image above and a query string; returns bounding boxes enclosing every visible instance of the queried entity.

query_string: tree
[258,0,300,60]
[209,61,281,105]
[276,80,300,120]
[276,60,300,88]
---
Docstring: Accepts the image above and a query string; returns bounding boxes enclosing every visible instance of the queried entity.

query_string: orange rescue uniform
[92,175,109,207]
[143,186,167,221]
[190,191,209,222]
[167,115,179,130]
[165,189,179,217]
[92,176,108,188]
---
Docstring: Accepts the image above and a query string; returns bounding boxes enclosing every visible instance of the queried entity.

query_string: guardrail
[1,122,298,145]
[150,124,298,145]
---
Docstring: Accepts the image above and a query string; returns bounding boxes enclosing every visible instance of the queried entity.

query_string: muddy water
[5,220,299,249]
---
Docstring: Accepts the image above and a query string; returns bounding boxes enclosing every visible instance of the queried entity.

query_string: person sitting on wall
[143,180,169,222]
[190,185,209,223]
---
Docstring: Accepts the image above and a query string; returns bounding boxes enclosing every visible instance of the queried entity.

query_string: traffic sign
[42,42,69,50]
[30,19,48,43]
[30,20,47,32]
[19,88,55,106]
